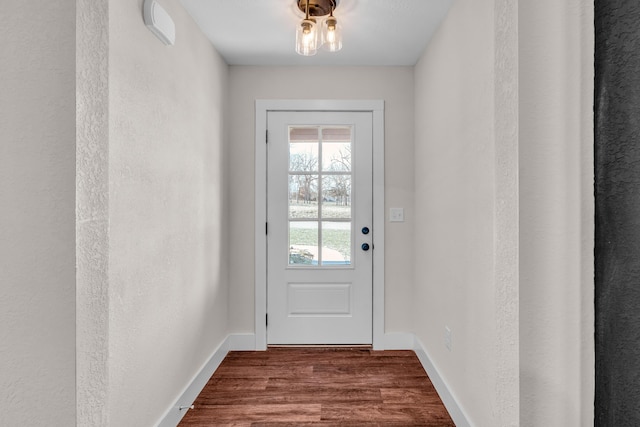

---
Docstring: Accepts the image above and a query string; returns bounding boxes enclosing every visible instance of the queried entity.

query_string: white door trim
[255,99,385,350]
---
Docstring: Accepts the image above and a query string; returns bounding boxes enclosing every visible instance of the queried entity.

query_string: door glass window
[288,126,353,266]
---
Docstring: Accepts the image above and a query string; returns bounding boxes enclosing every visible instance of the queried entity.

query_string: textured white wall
[519,0,594,425]
[107,0,229,425]
[0,2,76,426]
[77,0,110,425]
[413,0,519,425]
[228,66,415,335]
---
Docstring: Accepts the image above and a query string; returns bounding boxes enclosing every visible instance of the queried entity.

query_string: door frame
[254,99,385,350]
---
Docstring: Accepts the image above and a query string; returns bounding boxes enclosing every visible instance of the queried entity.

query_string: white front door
[267,111,373,345]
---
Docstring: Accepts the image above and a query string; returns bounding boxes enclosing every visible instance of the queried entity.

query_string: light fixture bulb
[321,16,342,52]
[296,18,318,56]
[294,0,341,56]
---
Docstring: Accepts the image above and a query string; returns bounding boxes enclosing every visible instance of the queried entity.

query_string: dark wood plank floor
[178,347,455,426]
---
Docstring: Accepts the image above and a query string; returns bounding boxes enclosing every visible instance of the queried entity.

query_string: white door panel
[267,111,373,345]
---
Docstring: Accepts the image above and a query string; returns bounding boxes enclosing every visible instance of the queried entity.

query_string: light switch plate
[390,208,404,222]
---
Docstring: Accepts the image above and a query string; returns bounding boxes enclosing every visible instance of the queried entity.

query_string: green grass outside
[290,226,351,261]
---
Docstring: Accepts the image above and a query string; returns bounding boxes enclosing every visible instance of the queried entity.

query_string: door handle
[361,227,370,235]
[361,243,370,251]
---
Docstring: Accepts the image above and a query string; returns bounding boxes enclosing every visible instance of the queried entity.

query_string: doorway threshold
[267,344,373,349]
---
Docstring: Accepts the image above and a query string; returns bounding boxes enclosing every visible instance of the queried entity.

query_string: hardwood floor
[178,347,455,426]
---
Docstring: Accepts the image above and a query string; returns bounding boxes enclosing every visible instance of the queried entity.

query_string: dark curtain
[595,1,640,425]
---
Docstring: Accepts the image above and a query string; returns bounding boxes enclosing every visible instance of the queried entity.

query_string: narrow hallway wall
[413,0,519,424]
[105,0,230,425]
[519,0,594,425]
[0,2,76,425]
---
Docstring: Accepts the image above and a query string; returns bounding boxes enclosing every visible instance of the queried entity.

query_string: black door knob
[361,243,370,251]
[361,227,370,235]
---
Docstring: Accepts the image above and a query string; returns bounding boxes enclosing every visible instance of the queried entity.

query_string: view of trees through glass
[288,126,352,266]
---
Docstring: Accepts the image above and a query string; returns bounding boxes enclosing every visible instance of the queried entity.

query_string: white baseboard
[156,333,257,427]
[413,336,473,427]
[383,332,415,349]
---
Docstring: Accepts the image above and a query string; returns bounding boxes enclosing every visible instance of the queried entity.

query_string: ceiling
[178,0,453,66]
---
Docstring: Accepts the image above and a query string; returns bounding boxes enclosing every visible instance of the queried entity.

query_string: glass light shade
[295,19,318,56]
[321,17,342,52]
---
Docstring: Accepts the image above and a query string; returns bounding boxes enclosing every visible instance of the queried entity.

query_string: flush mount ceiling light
[295,0,342,56]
